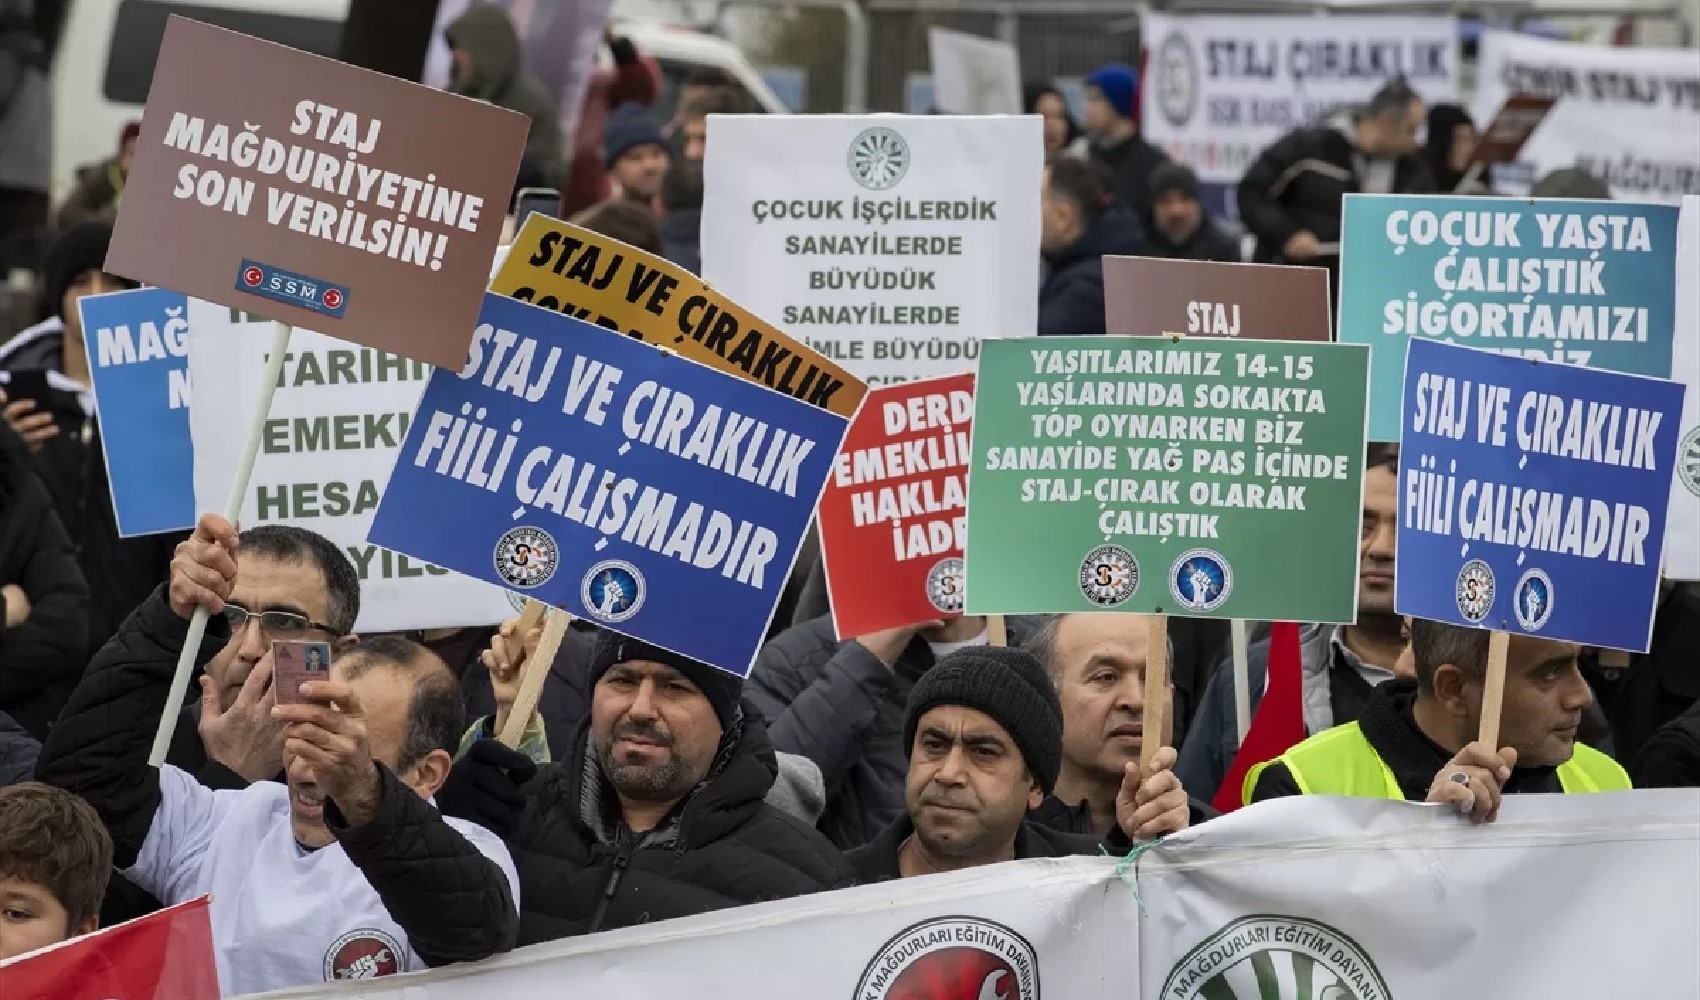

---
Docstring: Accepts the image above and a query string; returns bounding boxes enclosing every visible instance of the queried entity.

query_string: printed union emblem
[1455,558,1495,624]
[1513,569,1554,632]
[581,559,645,623]
[925,557,966,614]
[847,127,910,191]
[1155,32,1199,128]
[1680,426,1700,499]
[856,916,1039,1000]
[492,526,558,590]
[323,928,404,981]
[1170,548,1232,613]
[1079,544,1139,607]
[1161,915,1391,1000]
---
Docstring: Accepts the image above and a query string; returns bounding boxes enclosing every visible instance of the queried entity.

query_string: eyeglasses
[221,602,342,638]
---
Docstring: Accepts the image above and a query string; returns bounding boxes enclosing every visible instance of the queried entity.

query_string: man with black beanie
[848,646,1192,882]
[1146,163,1242,263]
[441,630,853,943]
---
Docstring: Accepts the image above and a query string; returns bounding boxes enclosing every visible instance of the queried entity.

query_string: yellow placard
[491,215,866,418]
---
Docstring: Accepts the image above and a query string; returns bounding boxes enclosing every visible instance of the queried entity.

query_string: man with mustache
[1246,619,1630,821]
[849,646,1191,882]
[444,634,854,942]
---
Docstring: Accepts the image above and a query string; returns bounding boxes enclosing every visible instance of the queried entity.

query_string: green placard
[964,337,1369,622]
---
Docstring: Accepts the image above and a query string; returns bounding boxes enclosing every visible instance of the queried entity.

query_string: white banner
[928,28,1023,115]
[1141,15,1461,185]
[187,300,517,632]
[700,114,1042,387]
[1474,31,1700,203]
[1668,195,1700,579]
[242,792,1699,999]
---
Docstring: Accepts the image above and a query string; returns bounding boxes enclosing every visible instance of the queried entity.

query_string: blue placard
[1395,338,1686,652]
[369,293,850,676]
[1339,194,1681,442]
[78,287,195,537]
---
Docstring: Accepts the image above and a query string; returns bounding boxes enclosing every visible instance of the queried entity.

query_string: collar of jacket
[1358,678,1562,798]
[851,811,1084,884]
[568,704,780,852]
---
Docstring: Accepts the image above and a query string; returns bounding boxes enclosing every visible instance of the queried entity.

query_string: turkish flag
[0,896,219,1000]
[1212,621,1308,813]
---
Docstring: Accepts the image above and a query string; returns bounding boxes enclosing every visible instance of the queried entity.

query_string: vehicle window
[104,1,343,104]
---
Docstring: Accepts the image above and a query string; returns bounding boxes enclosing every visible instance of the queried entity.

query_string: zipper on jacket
[586,840,635,934]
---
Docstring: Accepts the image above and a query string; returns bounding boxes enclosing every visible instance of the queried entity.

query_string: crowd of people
[0,4,1695,994]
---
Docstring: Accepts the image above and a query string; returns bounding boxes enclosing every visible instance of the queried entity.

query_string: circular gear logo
[1513,569,1554,632]
[926,557,966,614]
[1161,915,1391,1000]
[1170,548,1232,613]
[241,265,264,287]
[1079,544,1139,607]
[492,526,558,590]
[1155,32,1200,127]
[322,286,344,310]
[855,916,1039,1000]
[323,928,404,981]
[1679,426,1700,499]
[1455,559,1495,624]
[582,559,645,623]
[848,127,911,190]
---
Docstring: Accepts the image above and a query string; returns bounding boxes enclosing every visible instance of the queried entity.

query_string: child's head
[0,783,112,960]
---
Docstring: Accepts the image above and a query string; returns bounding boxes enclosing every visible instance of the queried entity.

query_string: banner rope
[1100,838,1167,915]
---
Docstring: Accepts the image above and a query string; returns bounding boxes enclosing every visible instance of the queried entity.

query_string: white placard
[927,27,1023,115]
[1141,14,1461,185]
[245,792,1698,999]
[700,114,1042,387]
[1474,30,1700,203]
[187,300,517,632]
[1667,195,1700,580]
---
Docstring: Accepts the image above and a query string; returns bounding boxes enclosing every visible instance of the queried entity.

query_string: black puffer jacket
[0,708,39,786]
[508,706,853,945]
[0,423,89,738]
[746,615,1042,850]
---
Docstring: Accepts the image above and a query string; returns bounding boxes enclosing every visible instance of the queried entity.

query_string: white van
[50,0,783,200]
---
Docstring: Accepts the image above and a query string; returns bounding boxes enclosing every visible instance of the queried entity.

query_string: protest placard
[700,115,1042,385]
[963,337,1368,622]
[817,374,973,638]
[1141,14,1459,207]
[1395,338,1685,652]
[369,293,849,675]
[1339,194,1682,441]
[1102,257,1330,340]
[77,287,194,537]
[105,16,528,369]
[187,300,516,632]
[1664,195,1698,580]
[489,216,866,418]
[927,28,1022,114]
[1475,30,1699,202]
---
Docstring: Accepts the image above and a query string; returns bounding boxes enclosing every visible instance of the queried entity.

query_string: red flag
[0,896,219,1000]
[1212,621,1308,813]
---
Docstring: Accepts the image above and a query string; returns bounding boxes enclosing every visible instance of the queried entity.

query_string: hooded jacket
[1038,204,1145,337]
[0,422,89,738]
[505,705,852,944]
[445,5,565,187]
[746,615,1044,850]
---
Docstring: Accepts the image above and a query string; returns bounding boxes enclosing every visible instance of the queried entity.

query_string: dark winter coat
[1633,701,1700,788]
[505,707,853,944]
[1146,219,1242,263]
[34,585,517,963]
[1026,793,1219,838]
[1088,132,1170,227]
[1582,586,1700,765]
[0,422,89,738]
[745,615,1042,850]
[849,812,1129,884]
[0,707,39,786]
[1038,205,1145,337]
[445,5,565,188]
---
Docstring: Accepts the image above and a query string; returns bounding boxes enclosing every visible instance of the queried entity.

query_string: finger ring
[1449,771,1470,785]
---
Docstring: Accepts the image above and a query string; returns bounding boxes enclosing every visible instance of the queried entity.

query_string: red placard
[819,374,974,638]
[0,897,218,1000]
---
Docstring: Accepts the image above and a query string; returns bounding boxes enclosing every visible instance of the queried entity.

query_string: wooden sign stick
[1142,613,1171,775]
[498,607,571,748]
[1476,630,1511,748]
[987,615,1008,647]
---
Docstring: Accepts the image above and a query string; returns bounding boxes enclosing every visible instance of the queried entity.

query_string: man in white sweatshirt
[38,514,520,994]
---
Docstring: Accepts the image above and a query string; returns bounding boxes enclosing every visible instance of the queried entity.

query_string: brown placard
[106,16,528,370]
[1469,93,1559,168]
[1102,256,1332,341]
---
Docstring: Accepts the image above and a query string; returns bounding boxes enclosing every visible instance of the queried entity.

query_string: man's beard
[597,722,691,802]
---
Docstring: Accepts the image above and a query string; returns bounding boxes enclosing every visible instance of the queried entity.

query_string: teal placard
[964,337,1369,622]
[1338,193,1680,442]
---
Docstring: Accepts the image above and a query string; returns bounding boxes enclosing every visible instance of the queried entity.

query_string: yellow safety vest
[1242,720,1631,806]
